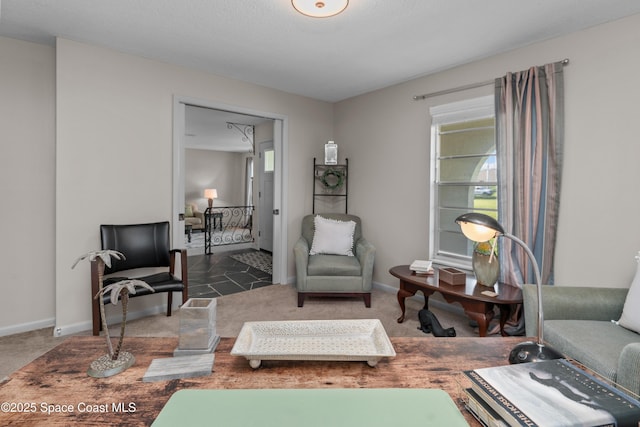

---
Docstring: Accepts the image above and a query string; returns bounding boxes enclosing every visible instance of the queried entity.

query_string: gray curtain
[495,61,565,287]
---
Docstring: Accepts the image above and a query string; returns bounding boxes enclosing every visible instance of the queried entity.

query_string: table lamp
[204,188,218,208]
[455,212,562,364]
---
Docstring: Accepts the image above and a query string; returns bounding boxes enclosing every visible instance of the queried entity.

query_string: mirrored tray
[230,319,396,368]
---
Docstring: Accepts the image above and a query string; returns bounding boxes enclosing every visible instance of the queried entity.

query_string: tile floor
[187,248,273,298]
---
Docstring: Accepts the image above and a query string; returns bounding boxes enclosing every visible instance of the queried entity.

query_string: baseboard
[0,317,56,338]
[372,281,398,294]
[53,303,179,337]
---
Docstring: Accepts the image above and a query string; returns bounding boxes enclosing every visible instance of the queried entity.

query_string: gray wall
[335,13,640,289]
[185,149,246,211]
[0,37,56,334]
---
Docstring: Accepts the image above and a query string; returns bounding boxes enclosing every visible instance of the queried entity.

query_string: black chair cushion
[101,222,171,274]
[101,272,185,304]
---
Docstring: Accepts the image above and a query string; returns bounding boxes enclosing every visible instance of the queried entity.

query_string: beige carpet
[0,284,480,379]
[107,284,477,339]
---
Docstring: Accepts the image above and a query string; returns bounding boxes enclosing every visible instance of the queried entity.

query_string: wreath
[320,168,345,191]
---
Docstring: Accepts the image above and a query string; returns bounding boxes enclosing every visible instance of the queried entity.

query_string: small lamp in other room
[455,212,563,364]
[204,189,218,208]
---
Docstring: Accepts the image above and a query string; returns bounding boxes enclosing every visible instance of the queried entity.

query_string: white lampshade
[292,0,348,18]
[455,212,504,242]
[204,189,218,199]
[458,222,499,243]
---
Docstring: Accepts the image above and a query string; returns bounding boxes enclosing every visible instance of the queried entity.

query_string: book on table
[463,387,509,427]
[409,259,433,275]
[463,359,640,427]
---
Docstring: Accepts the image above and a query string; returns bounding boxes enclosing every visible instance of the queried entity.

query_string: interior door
[259,140,274,252]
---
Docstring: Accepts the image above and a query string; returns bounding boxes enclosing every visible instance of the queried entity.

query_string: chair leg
[363,293,371,308]
[167,292,173,316]
[297,293,305,307]
[92,300,101,336]
[180,249,189,304]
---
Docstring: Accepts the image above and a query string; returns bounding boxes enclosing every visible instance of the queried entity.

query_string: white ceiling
[2,1,640,102]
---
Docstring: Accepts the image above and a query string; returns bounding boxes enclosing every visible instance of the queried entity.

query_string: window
[429,96,496,267]
[264,149,275,172]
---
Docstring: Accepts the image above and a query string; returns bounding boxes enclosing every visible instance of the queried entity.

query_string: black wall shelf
[312,157,348,214]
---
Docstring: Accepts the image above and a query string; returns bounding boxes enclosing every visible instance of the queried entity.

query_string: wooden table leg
[396,285,415,323]
[396,280,435,323]
[458,302,494,337]
[464,311,489,337]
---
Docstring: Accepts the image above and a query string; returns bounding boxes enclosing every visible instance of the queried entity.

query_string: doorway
[172,96,288,284]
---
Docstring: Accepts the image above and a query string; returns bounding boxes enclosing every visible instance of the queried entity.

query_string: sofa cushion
[301,214,362,252]
[185,204,194,217]
[308,254,361,276]
[309,215,356,256]
[619,252,640,333]
[545,320,640,384]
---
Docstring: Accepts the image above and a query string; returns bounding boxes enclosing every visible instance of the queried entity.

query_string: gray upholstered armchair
[294,214,375,307]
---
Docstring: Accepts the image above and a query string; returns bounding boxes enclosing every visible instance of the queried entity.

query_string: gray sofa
[523,284,640,396]
[294,214,375,308]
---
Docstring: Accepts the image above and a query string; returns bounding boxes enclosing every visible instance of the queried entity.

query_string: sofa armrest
[617,342,640,397]
[523,284,629,337]
[293,237,310,290]
[194,211,204,222]
[355,238,376,291]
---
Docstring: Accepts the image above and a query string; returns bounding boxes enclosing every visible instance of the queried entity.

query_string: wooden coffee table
[0,336,526,426]
[390,265,523,337]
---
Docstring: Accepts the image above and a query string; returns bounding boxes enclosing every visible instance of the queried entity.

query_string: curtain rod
[412,58,569,101]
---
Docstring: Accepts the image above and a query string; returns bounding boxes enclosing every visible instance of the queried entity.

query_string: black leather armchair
[91,221,188,336]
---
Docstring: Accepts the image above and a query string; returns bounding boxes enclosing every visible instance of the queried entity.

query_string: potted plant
[72,250,154,377]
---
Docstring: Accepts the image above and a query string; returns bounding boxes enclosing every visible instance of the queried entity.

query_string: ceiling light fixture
[292,0,348,18]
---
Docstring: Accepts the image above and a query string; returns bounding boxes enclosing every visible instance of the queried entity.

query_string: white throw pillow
[618,252,640,333]
[309,215,356,256]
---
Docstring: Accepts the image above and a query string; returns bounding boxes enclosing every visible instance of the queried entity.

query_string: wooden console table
[0,336,526,426]
[390,265,523,337]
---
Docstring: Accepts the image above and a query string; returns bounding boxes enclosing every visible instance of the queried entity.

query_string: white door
[259,141,274,252]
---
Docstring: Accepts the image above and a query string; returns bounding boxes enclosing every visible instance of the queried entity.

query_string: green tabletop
[152,388,469,427]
